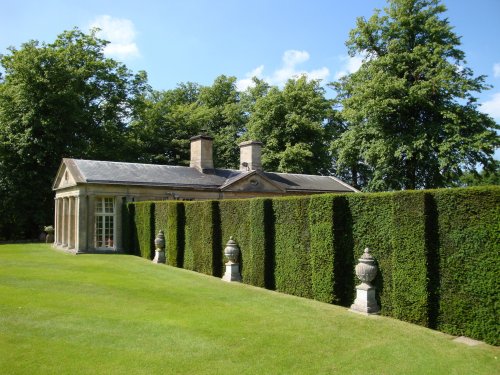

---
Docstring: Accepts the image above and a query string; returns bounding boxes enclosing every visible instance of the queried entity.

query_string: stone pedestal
[350,283,379,314]
[44,226,55,244]
[152,250,166,264]
[222,262,242,282]
[46,233,55,243]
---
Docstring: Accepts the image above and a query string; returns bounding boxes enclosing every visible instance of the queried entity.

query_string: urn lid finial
[361,247,374,260]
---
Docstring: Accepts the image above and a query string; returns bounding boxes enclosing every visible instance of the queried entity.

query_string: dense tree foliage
[197,75,246,169]
[459,160,500,187]
[132,75,331,173]
[130,82,202,165]
[0,28,148,238]
[131,76,247,169]
[246,76,334,174]
[330,0,498,190]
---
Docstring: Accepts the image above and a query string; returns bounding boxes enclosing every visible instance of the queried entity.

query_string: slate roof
[58,158,358,193]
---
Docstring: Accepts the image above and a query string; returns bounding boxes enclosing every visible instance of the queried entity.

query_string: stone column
[74,196,79,251]
[88,195,95,251]
[57,198,63,245]
[76,195,88,253]
[62,197,67,247]
[68,197,75,249]
[54,198,60,245]
[114,196,122,251]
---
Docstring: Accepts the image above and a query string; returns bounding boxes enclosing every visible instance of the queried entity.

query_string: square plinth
[350,284,380,314]
[222,262,242,282]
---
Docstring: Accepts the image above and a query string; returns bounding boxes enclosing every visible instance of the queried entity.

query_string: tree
[197,75,246,169]
[131,76,246,169]
[247,76,333,174]
[0,28,148,239]
[130,82,202,165]
[331,0,499,191]
[459,160,500,187]
[240,77,271,115]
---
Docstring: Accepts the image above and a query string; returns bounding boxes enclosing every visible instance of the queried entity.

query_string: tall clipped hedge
[218,198,270,287]
[391,191,428,325]
[433,188,499,345]
[125,186,499,345]
[273,196,313,299]
[219,199,253,281]
[167,202,185,267]
[154,201,185,267]
[345,193,395,315]
[251,198,273,288]
[331,195,355,306]
[122,202,136,255]
[133,202,155,260]
[184,200,221,276]
[308,195,335,304]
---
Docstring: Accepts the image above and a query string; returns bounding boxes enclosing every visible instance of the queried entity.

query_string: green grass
[0,244,498,375]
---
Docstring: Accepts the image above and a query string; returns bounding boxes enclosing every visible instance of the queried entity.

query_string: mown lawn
[0,244,498,374]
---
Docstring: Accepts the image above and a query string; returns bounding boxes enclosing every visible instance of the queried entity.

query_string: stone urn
[44,225,55,244]
[350,247,380,314]
[224,236,240,264]
[152,230,166,264]
[154,230,165,251]
[355,247,378,287]
[222,236,242,282]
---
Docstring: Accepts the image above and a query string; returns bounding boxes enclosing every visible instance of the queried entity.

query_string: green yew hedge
[124,186,499,345]
[432,188,499,345]
[308,195,335,303]
[184,200,221,276]
[154,202,185,267]
[132,202,155,260]
[273,196,313,299]
[390,191,429,326]
[219,199,253,283]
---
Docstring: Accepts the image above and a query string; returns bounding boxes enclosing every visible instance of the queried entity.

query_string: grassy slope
[0,244,498,375]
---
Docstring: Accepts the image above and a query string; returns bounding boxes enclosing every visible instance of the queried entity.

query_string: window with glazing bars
[95,197,114,248]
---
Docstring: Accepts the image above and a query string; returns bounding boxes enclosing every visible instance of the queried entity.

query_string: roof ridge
[266,171,331,177]
[72,159,190,169]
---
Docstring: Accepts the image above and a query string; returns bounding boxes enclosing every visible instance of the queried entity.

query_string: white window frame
[94,197,116,250]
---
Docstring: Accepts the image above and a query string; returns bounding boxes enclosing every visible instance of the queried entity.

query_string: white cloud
[494,63,500,78]
[334,55,363,80]
[235,65,264,91]
[282,50,309,66]
[89,15,140,59]
[480,92,500,120]
[306,67,330,81]
[272,50,329,86]
[236,49,330,90]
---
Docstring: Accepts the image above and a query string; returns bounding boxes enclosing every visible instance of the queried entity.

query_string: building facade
[52,136,358,253]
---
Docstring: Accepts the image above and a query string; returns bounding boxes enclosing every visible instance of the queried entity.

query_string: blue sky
[1,0,500,125]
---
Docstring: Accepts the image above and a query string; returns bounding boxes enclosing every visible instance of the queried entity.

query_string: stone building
[52,135,358,253]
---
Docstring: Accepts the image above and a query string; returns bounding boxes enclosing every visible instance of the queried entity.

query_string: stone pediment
[52,159,84,190]
[220,170,286,193]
